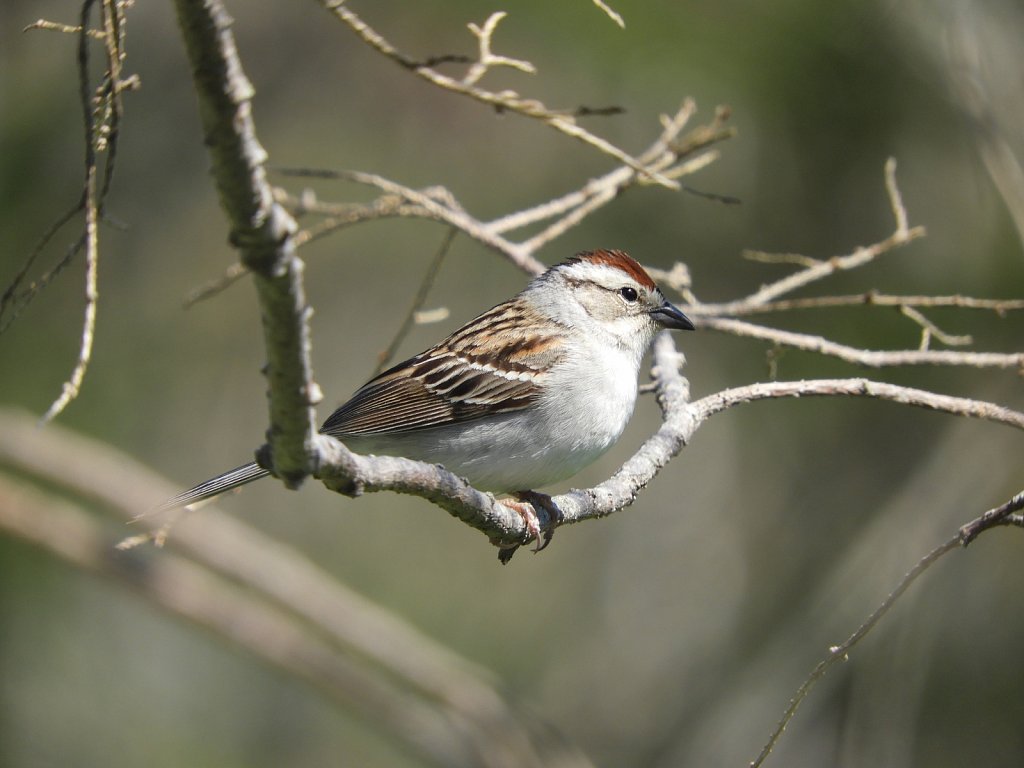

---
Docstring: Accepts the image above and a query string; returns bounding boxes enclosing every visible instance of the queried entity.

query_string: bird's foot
[496,491,561,564]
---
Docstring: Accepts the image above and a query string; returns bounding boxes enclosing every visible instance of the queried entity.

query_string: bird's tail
[158,461,270,511]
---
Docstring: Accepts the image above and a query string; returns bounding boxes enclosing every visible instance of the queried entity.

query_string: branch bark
[173,0,318,485]
[305,336,1024,555]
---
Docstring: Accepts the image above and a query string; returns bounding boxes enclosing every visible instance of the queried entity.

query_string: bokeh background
[2,1,1023,766]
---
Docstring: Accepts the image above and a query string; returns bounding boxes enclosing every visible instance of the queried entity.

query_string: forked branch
[189,101,733,299]
[678,159,1023,374]
[320,3,678,188]
[5,0,135,423]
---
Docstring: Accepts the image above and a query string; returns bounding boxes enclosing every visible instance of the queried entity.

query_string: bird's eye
[619,286,639,302]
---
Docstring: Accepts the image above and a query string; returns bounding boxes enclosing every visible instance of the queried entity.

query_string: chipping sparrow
[162,249,693,548]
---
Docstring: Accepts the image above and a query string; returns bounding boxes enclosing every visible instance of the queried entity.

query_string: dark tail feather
[158,461,270,510]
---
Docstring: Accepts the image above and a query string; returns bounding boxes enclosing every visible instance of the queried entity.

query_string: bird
[161,249,694,553]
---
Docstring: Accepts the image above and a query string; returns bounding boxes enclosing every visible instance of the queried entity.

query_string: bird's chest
[540,344,640,452]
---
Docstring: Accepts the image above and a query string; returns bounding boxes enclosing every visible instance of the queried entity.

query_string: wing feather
[320,298,566,437]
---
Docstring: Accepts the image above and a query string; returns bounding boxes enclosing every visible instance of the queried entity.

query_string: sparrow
[162,249,693,554]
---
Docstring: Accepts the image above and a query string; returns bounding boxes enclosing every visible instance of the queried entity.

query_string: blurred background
[2,0,1022,766]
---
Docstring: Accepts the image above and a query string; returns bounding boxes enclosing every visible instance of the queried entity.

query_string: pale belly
[342,384,637,493]
[341,344,642,492]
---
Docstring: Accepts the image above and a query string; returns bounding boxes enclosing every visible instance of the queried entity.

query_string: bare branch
[24,17,105,38]
[742,250,822,269]
[462,12,535,86]
[372,227,455,375]
[41,164,98,424]
[697,317,1024,371]
[591,0,625,28]
[182,191,437,308]
[751,488,1024,767]
[182,102,730,313]
[718,225,926,312]
[690,379,1024,431]
[959,489,1024,544]
[486,101,703,236]
[700,158,925,314]
[694,290,1024,316]
[41,0,131,422]
[181,260,248,307]
[315,337,1020,549]
[319,2,680,188]
[884,156,910,236]
[277,167,547,275]
[172,0,317,486]
[898,304,973,348]
[676,161,1021,377]
[140,336,1020,559]
[265,101,729,284]
[0,209,83,334]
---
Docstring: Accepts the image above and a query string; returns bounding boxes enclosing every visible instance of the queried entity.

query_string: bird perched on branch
[162,249,693,554]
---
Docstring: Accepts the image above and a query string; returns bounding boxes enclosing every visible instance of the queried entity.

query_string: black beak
[650,301,695,331]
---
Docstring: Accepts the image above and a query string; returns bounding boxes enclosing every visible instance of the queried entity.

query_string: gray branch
[173,0,318,486]
[306,333,1024,556]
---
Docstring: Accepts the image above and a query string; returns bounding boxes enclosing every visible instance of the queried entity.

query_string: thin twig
[181,260,249,307]
[268,102,729,284]
[731,226,926,310]
[0,208,84,333]
[373,228,456,375]
[691,291,1024,316]
[751,489,1024,767]
[320,2,679,189]
[24,17,106,38]
[742,251,822,269]
[276,167,547,275]
[41,170,98,423]
[287,190,441,247]
[698,316,1024,371]
[182,192,435,308]
[518,185,618,253]
[41,0,105,423]
[711,159,924,313]
[15,1,134,417]
[591,0,625,28]
[484,100,704,235]
[885,156,909,236]
[899,304,973,348]
[462,12,535,86]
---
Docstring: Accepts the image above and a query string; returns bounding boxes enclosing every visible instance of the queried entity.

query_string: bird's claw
[496,491,561,563]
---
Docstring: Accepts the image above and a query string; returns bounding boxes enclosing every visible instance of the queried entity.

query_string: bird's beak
[650,300,695,331]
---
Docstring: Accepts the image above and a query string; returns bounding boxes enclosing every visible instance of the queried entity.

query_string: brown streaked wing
[320,313,566,437]
[320,353,534,436]
[320,367,450,436]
